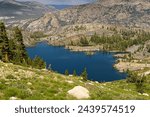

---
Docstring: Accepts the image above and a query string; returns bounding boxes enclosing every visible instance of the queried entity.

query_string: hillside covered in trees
[0,22,46,69]
[76,30,150,52]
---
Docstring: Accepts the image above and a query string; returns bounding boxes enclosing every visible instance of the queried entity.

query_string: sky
[17,0,96,5]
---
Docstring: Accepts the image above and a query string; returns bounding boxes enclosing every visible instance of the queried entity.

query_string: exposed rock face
[68,86,90,99]
[96,0,150,5]
[0,0,56,21]
[23,0,150,33]
[26,13,60,33]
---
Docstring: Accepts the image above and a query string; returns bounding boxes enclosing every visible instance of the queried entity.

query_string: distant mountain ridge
[96,0,150,4]
[23,0,150,33]
[0,0,56,21]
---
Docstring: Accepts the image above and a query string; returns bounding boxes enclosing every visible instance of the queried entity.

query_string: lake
[26,42,126,82]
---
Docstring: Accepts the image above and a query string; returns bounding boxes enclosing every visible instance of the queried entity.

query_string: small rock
[68,86,90,99]
[100,86,104,88]
[42,69,47,71]
[143,71,150,76]
[53,77,58,81]
[27,88,33,95]
[39,76,44,79]
[102,83,106,86]
[143,93,149,97]
[4,64,8,67]
[5,82,10,85]
[27,82,32,86]
[66,80,74,84]
[4,79,9,82]
[9,97,18,100]
[88,83,94,85]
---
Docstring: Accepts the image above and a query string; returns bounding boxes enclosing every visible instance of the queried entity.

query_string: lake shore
[64,45,124,53]
[65,45,101,52]
[26,41,150,77]
[64,45,150,75]
[26,42,126,82]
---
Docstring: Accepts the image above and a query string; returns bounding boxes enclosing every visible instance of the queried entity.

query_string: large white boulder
[68,86,90,99]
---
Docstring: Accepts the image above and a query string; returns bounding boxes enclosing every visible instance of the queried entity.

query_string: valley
[0,0,150,100]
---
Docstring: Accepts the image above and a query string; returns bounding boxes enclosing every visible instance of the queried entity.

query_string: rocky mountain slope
[23,0,150,33]
[0,0,56,21]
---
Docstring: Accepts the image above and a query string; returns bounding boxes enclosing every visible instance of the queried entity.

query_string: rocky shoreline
[66,45,150,76]
[65,45,102,52]
[114,61,150,73]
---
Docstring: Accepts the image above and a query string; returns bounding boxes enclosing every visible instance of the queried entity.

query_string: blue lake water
[51,5,73,10]
[26,42,126,82]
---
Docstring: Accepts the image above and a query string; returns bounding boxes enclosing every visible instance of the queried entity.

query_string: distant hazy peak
[1,0,16,3]
[1,0,42,4]
[96,0,150,4]
[0,0,56,21]
[0,0,24,6]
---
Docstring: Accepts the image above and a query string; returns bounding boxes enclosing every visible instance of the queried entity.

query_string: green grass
[0,61,150,100]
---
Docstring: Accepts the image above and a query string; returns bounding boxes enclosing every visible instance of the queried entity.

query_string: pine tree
[13,27,28,63]
[135,75,146,94]
[80,36,89,46]
[32,56,46,69]
[81,68,88,81]
[73,69,77,76]
[9,39,17,62]
[0,22,3,59]
[65,69,69,76]
[0,22,10,62]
